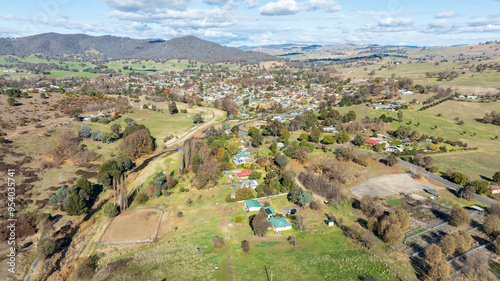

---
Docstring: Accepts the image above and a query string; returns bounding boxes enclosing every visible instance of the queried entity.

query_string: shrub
[38,238,56,258]
[212,236,225,249]
[242,240,250,253]
[234,215,244,223]
[177,211,183,218]
[134,192,148,204]
[429,166,439,173]
[103,203,119,218]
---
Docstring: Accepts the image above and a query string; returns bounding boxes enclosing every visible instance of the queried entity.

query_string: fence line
[237,193,289,203]
[98,206,165,245]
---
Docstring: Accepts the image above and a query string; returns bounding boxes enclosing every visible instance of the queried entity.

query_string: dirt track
[351,173,438,198]
[100,209,162,243]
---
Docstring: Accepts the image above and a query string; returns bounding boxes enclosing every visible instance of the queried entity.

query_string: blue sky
[0,0,499,47]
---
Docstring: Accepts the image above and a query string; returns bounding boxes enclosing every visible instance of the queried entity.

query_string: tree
[168,102,178,114]
[76,178,93,197]
[352,134,365,146]
[231,125,239,135]
[459,185,475,200]
[79,126,92,138]
[386,154,398,166]
[7,97,16,106]
[495,236,500,255]
[118,129,155,160]
[40,92,46,99]
[427,260,451,281]
[322,135,335,144]
[248,127,259,137]
[103,202,119,217]
[484,214,500,237]
[291,189,313,207]
[226,138,241,156]
[251,132,264,147]
[299,133,310,141]
[378,213,404,244]
[236,187,254,201]
[450,172,468,185]
[425,243,443,265]
[249,171,261,180]
[450,205,471,227]
[275,154,289,168]
[280,129,290,140]
[493,171,500,184]
[310,127,321,143]
[242,240,250,253]
[270,141,278,154]
[397,110,403,123]
[191,152,203,174]
[489,202,500,216]
[251,208,271,237]
[454,230,473,254]
[38,238,56,258]
[65,191,88,216]
[193,113,204,124]
[292,146,310,164]
[395,209,410,230]
[338,130,350,144]
[111,123,121,137]
[440,234,456,256]
[469,180,489,194]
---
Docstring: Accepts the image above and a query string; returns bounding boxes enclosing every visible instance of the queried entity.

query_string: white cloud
[259,0,341,16]
[203,0,229,5]
[467,17,500,27]
[308,0,341,13]
[100,0,192,12]
[355,11,390,17]
[244,0,258,8]
[378,17,414,27]
[259,0,305,16]
[435,11,460,18]
[428,19,449,29]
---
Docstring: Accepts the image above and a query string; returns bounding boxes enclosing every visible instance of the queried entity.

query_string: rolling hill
[0,33,276,63]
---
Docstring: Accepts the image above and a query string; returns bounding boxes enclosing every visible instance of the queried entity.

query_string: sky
[0,0,499,47]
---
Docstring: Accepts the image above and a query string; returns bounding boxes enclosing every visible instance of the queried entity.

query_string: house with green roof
[244,200,261,212]
[268,217,292,232]
[263,206,277,218]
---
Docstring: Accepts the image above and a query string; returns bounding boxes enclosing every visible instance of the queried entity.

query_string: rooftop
[268,217,292,228]
[245,200,261,209]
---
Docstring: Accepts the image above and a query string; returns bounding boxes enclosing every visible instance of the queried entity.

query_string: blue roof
[245,200,261,209]
[268,217,292,228]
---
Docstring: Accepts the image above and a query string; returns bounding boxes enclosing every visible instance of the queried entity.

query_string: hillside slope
[0,33,275,63]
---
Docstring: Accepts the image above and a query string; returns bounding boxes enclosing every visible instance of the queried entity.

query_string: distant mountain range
[0,33,275,63]
[241,42,500,61]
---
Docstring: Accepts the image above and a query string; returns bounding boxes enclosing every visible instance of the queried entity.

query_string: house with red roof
[236,169,253,179]
[364,137,382,146]
[489,185,500,194]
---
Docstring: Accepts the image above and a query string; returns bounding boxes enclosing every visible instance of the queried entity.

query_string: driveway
[281,205,299,215]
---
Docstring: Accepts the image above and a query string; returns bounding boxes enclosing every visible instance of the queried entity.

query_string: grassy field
[334,59,500,94]
[96,158,418,281]
[0,55,244,78]
[335,101,500,180]
[432,150,500,181]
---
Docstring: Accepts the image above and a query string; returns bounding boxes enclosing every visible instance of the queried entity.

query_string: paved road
[237,118,496,207]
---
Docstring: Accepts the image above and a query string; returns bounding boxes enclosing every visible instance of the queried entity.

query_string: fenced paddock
[98,207,163,245]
